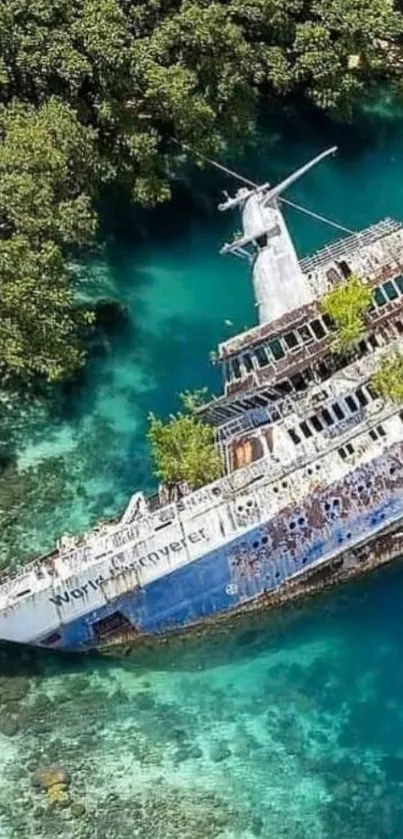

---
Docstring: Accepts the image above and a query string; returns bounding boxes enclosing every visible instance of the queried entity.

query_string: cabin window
[300,421,313,439]
[395,275,403,295]
[366,383,378,400]
[338,447,347,460]
[269,339,285,361]
[322,313,333,330]
[288,428,301,445]
[311,319,326,340]
[243,353,254,373]
[298,325,314,344]
[322,408,334,426]
[310,415,323,433]
[275,380,293,395]
[377,424,386,437]
[332,402,345,421]
[240,398,256,410]
[284,331,299,351]
[383,280,399,301]
[255,346,269,367]
[373,287,388,307]
[395,319,403,334]
[254,394,268,407]
[345,395,359,413]
[232,358,242,379]
[291,373,306,392]
[356,388,368,407]
[317,361,331,381]
[346,442,354,455]
[271,407,281,422]
[338,260,351,278]
[369,334,379,349]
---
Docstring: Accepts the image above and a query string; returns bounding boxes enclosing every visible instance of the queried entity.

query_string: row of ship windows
[226,315,331,381]
[214,311,403,424]
[226,276,403,382]
[235,416,398,520]
[287,384,377,446]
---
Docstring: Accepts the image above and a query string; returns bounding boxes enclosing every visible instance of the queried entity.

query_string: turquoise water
[2,108,403,835]
[1,563,403,838]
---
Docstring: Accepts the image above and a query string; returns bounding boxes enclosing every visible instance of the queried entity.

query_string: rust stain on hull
[97,519,403,658]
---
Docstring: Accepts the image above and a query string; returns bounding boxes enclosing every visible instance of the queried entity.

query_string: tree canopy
[371,352,403,403]
[148,393,223,490]
[320,274,373,353]
[1,0,402,386]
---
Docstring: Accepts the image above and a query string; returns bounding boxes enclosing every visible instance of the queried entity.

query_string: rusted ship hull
[98,521,403,657]
[0,439,400,654]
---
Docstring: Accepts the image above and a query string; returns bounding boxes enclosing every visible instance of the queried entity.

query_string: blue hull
[50,444,403,651]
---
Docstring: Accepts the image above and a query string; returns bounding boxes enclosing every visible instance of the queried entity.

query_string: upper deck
[219,218,403,361]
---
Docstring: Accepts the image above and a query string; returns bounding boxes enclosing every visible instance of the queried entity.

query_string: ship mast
[219,147,337,325]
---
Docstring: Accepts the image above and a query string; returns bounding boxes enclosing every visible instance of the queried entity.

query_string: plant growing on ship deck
[371,352,403,403]
[147,390,223,491]
[320,274,373,354]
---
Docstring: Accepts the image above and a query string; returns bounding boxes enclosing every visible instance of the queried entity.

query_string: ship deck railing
[299,218,402,275]
[1,397,403,609]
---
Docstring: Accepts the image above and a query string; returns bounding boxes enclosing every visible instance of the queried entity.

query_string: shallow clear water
[2,109,403,836]
[1,563,403,839]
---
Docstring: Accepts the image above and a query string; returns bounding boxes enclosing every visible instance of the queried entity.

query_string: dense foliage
[371,352,403,403]
[0,0,402,385]
[148,392,223,490]
[320,274,373,352]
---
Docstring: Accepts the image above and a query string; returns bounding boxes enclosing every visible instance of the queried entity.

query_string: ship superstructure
[1,149,403,652]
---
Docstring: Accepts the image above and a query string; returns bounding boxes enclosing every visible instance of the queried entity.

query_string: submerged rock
[0,675,30,704]
[210,740,231,762]
[47,782,70,808]
[0,715,19,736]
[71,801,86,818]
[32,765,70,791]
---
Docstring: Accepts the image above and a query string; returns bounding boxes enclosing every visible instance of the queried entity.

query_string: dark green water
[2,108,403,837]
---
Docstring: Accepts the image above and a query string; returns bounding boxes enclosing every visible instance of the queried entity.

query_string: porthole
[298,517,305,526]
[252,541,259,549]
[261,536,268,545]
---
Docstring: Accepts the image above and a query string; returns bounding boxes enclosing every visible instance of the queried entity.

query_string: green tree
[371,352,403,403]
[0,0,402,388]
[0,235,94,383]
[320,274,373,353]
[148,393,223,490]
[0,99,99,246]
